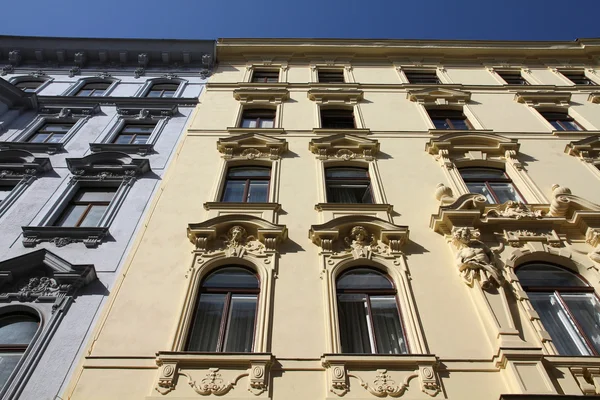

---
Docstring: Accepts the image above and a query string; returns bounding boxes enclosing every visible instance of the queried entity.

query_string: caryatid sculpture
[451,227,503,289]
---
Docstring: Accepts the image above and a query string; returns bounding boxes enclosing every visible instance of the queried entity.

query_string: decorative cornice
[309,133,379,161]
[66,151,151,178]
[407,87,471,105]
[216,133,288,160]
[203,202,281,212]
[0,149,51,180]
[116,104,178,118]
[88,143,154,156]
[38,96,198,108]
[21,226,110,248]
[307,88,363,105]
[226,127,285,135]
[425,132,520,157]
[514,91,571,106]
[565,135,600,160]
[232,87,289,104]
[588,93,600,104]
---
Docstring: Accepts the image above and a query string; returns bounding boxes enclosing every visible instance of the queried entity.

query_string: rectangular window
[404,70,441,84]
[318,70,345,83]
[320,109,355,129]
[240,109,275,128]
[251,70,279,83]
[221,167,270,203]
[76,82,111,97]
[561,71,596,86]
[539,111,584,131]
[428,109,472,130]
[112,123,156,145]
[27,123,74,144]
[497,71,529,85]
[146,83,179,98]
[325,167,373,204]
[54,188,116,227]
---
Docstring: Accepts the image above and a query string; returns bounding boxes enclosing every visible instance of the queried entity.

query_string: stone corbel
[514,91,571,107]
[505,149,523,170]
[571,367,600,395]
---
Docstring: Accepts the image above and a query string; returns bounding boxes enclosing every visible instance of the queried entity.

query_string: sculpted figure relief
[221,225,264,256]
[486,201,543,220]
[451,227,503,289]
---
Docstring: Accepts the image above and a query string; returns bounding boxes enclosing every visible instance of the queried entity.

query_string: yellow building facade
[66,39,600,399]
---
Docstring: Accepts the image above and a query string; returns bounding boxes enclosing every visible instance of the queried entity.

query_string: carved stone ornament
[217,133,288,160]
[485,201,544,220]
[1,65,14,76]
[426,132,520,165]
[407,87,471,105]
[343,225,394,259]
[586,228,600,264]
[570,366,600,395]
[29,70,46,78]
[309,133,379,161]
[503,229,562,248]
[134,67,145,78]
[68,66,80,78]
[95,72,112,79]
[218,225,265,257]
[451,227,503,290]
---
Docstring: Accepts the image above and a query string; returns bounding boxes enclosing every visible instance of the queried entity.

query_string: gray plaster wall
[0,71,206,400]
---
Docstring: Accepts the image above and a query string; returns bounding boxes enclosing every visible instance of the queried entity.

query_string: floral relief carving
[485,201,543,220]
[187,368,235,395]
[503,229,562,248]
[348,369,418,398]
[451,227,503,289]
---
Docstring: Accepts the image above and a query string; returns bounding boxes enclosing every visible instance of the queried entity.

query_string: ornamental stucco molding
[514,91,571,107]
[309,133,379,161]
[307,87,363,105]
[233,87,289,104]
[407,87,471,105]
[216,133,288,160]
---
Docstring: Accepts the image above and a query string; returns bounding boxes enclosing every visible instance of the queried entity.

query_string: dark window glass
[112,124,155,145]
[404,71,440,84]
[320,109,355,129]
[221,167,270,203]
[240,109,275,128]
[251,70,279,83]
[561,72,596,86]
[539,111,584,132]
[516,264,600,356]
[498,71,529,85]
[186,267,259,353]
[325,167,373,204]
[54,188,116,227]
[75,81,111,97]
[146,83,179,98]
[27,123,74,144]
[14,80,42,93]
[459,168,524,204]
[428,109,472,130]
[318,70,345,83]
[0,313,39,389]
[337,268,408,354]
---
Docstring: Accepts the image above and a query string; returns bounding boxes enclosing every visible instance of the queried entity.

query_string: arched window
[336,268,408,354]
[459,167,524,204]
[325,167,373,204]
[0,312,39,388]
[221,166,271,203]
[186,267,259,353]
[517,263,600,356]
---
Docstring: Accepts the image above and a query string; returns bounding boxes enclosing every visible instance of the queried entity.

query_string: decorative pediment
[116,104,178,118]
[565,136,600,160]
[407,87,471,105]
[233,88,289,104]
[309,134,379,161]
[426,132,520,159]
[309,215,409,257]
[0,149,51,180]
[0,249,96,303]
[187,214,288,254]
[430,184,600,241]
[514,91,571,107]
[307,88,363,105]
[216,133,288,160]
[66,151,150,180]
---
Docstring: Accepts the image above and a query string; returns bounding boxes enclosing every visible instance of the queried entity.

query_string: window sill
[313,128,371,136]
[226,127,285,135]
[89,142,154,156]
[552,129,600,137]
[0,141,64,155]
[428,128,493,136]
[21,226,109,248]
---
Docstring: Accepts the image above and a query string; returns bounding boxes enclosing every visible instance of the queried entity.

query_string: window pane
[371,296,407,354]
[247,181,268,202]
[114,135,134,144]
[203,267,259,289]
[564,121,582,131]
[222,181,246,202]
[337,269,393,290]
[223,295,257,352]
[228,168,270,177]
[465,183,496,204]
[460,169,506,179]
[241,119,258,128]
[146,90,161,98]
[45,134,65,144]
[489,183,524,203]
[258,119,274,128]
[516,264,587,288]
[0,354,22,390]
[79,205,108,227]
[27,133,49,143]
[122,125,155,134]
[450,119,469,130]
[432,119,450,129]
[327,184,372,203]
[338,294,373,353]
[55,205,87,227]
[562,294,600,354]
[529,293,591,356]
[42,124,72,132]
[0,315,39,345]
[76,190,116,202]
[187,293,226,351]
[326,168,369,178]
[76,89,93,97]
[162,91,175,98]
[132,135,150,145]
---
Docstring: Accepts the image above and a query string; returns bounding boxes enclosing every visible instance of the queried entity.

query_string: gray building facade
[0,36,214,400]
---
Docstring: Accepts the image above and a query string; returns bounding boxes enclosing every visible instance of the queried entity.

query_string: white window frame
[8,75,53,94]
[61,76,121,97]
[134,77,188,98]
[244,62,289,83]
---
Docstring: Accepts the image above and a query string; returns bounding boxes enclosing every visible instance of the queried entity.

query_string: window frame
[53,187,117,228]
[538,110,586,132]
[427,108,474,130]
[496,70,530,86]
[319,107,357,129]
[250,69,280,83]
[324,166,374,204]
[403,70,441,85]
[220,166,272,203]
[90,115,170,155]
[516,263,600,356]
[185,266,260,353]
[134,78,188,99]
[459,167,526,204]
[8,76,53,94]
[238,108,277,129]
[558,70,598,86]
[317,69,346,84]
[61,77,120,97]
[336,267,409,355]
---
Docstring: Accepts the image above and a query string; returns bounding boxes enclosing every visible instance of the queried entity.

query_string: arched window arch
[62,77,119,97]
[459,166,525,204]
[186,266,259,353]
[136,78,187,99]
[516,263,600,356]
[336,267,408,354]
[9,76,52,94]
[0,311,40,388]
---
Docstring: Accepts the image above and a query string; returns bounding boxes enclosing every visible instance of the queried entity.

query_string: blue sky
[2,0,599,41]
